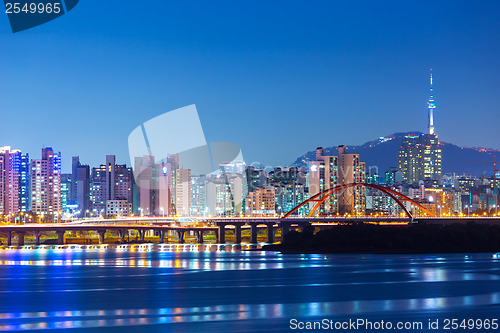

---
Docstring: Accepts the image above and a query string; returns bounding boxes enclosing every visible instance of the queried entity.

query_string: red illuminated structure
[283,183,435,219]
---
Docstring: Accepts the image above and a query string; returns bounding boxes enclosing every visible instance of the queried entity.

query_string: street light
[160,207,164,218]
[85,209,89,218]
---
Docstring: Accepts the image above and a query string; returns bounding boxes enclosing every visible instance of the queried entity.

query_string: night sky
[1,1,499,172]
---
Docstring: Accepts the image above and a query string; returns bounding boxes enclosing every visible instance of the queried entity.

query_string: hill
[291,132,500,177]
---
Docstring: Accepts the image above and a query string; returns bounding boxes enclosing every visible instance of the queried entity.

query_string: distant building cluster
[0,147,136,222]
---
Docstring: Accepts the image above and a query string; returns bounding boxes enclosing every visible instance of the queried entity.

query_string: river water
[0,244,499,332]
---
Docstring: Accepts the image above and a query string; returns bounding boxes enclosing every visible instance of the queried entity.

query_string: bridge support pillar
[177,230,185,244]
[6,231,12,246]
[218,224,226,244]
[266,223,274,243]
[280,222,291,243]
[197,230,204,244]
[35,231,41,245]
[235,224,242,244]
[118,229,127,243]
[137,230,145,242]
[157,230,166,244]
[97,230,106,244]
[250,224,258,243]
[56,231,65,245]
[17,232,25,246]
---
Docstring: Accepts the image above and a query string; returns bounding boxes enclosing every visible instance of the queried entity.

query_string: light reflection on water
[1,292,500,331]
[0,247,499,332]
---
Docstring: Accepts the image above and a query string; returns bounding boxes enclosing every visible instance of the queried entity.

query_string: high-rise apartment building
[0,146,22,215]
[337,145,366,214]
[135,155,156,216]
[308,146,366,215]
[268,167,308,216]
[76,164,90,215]
[91,155,132,214]
[191,176,208,216]
[245,186,276,216]
[384,167,403,185]
[134,155,179,216]
[106,200,132,216]
[61,173,71,213]
[19,153,30,212]
[206,173,246,216]
[30,147,62,220]
[246,166,267,193]
[175,169,191,216]
[69,157,91,215]
[308,147,338,215]
[70,157,79,203]
[399,134,442,185]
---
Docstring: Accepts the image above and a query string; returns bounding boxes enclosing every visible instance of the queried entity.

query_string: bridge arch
[283,183,435,219]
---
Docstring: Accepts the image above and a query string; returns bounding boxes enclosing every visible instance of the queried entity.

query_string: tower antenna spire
[427,68,436,135]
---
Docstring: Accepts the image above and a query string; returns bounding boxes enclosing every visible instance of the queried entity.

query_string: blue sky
[1,0,499,172]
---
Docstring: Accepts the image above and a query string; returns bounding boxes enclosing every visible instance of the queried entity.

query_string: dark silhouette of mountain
[291,132,500,177]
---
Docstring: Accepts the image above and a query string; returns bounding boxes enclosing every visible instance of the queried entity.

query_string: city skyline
[0,72,495,220]
[2,3,500,332]
[1,1,500,173]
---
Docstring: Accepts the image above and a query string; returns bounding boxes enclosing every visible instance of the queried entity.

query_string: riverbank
[263,222,500,254]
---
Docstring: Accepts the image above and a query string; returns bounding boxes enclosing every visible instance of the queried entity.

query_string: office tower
[308,147,338,215]
[268,167,308,216]
[30,147,62,221]
[245,187,276,216]
[175,169,191,216]
[91,155,132,215]
[0,146,21,215]
[398,71,442,185]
